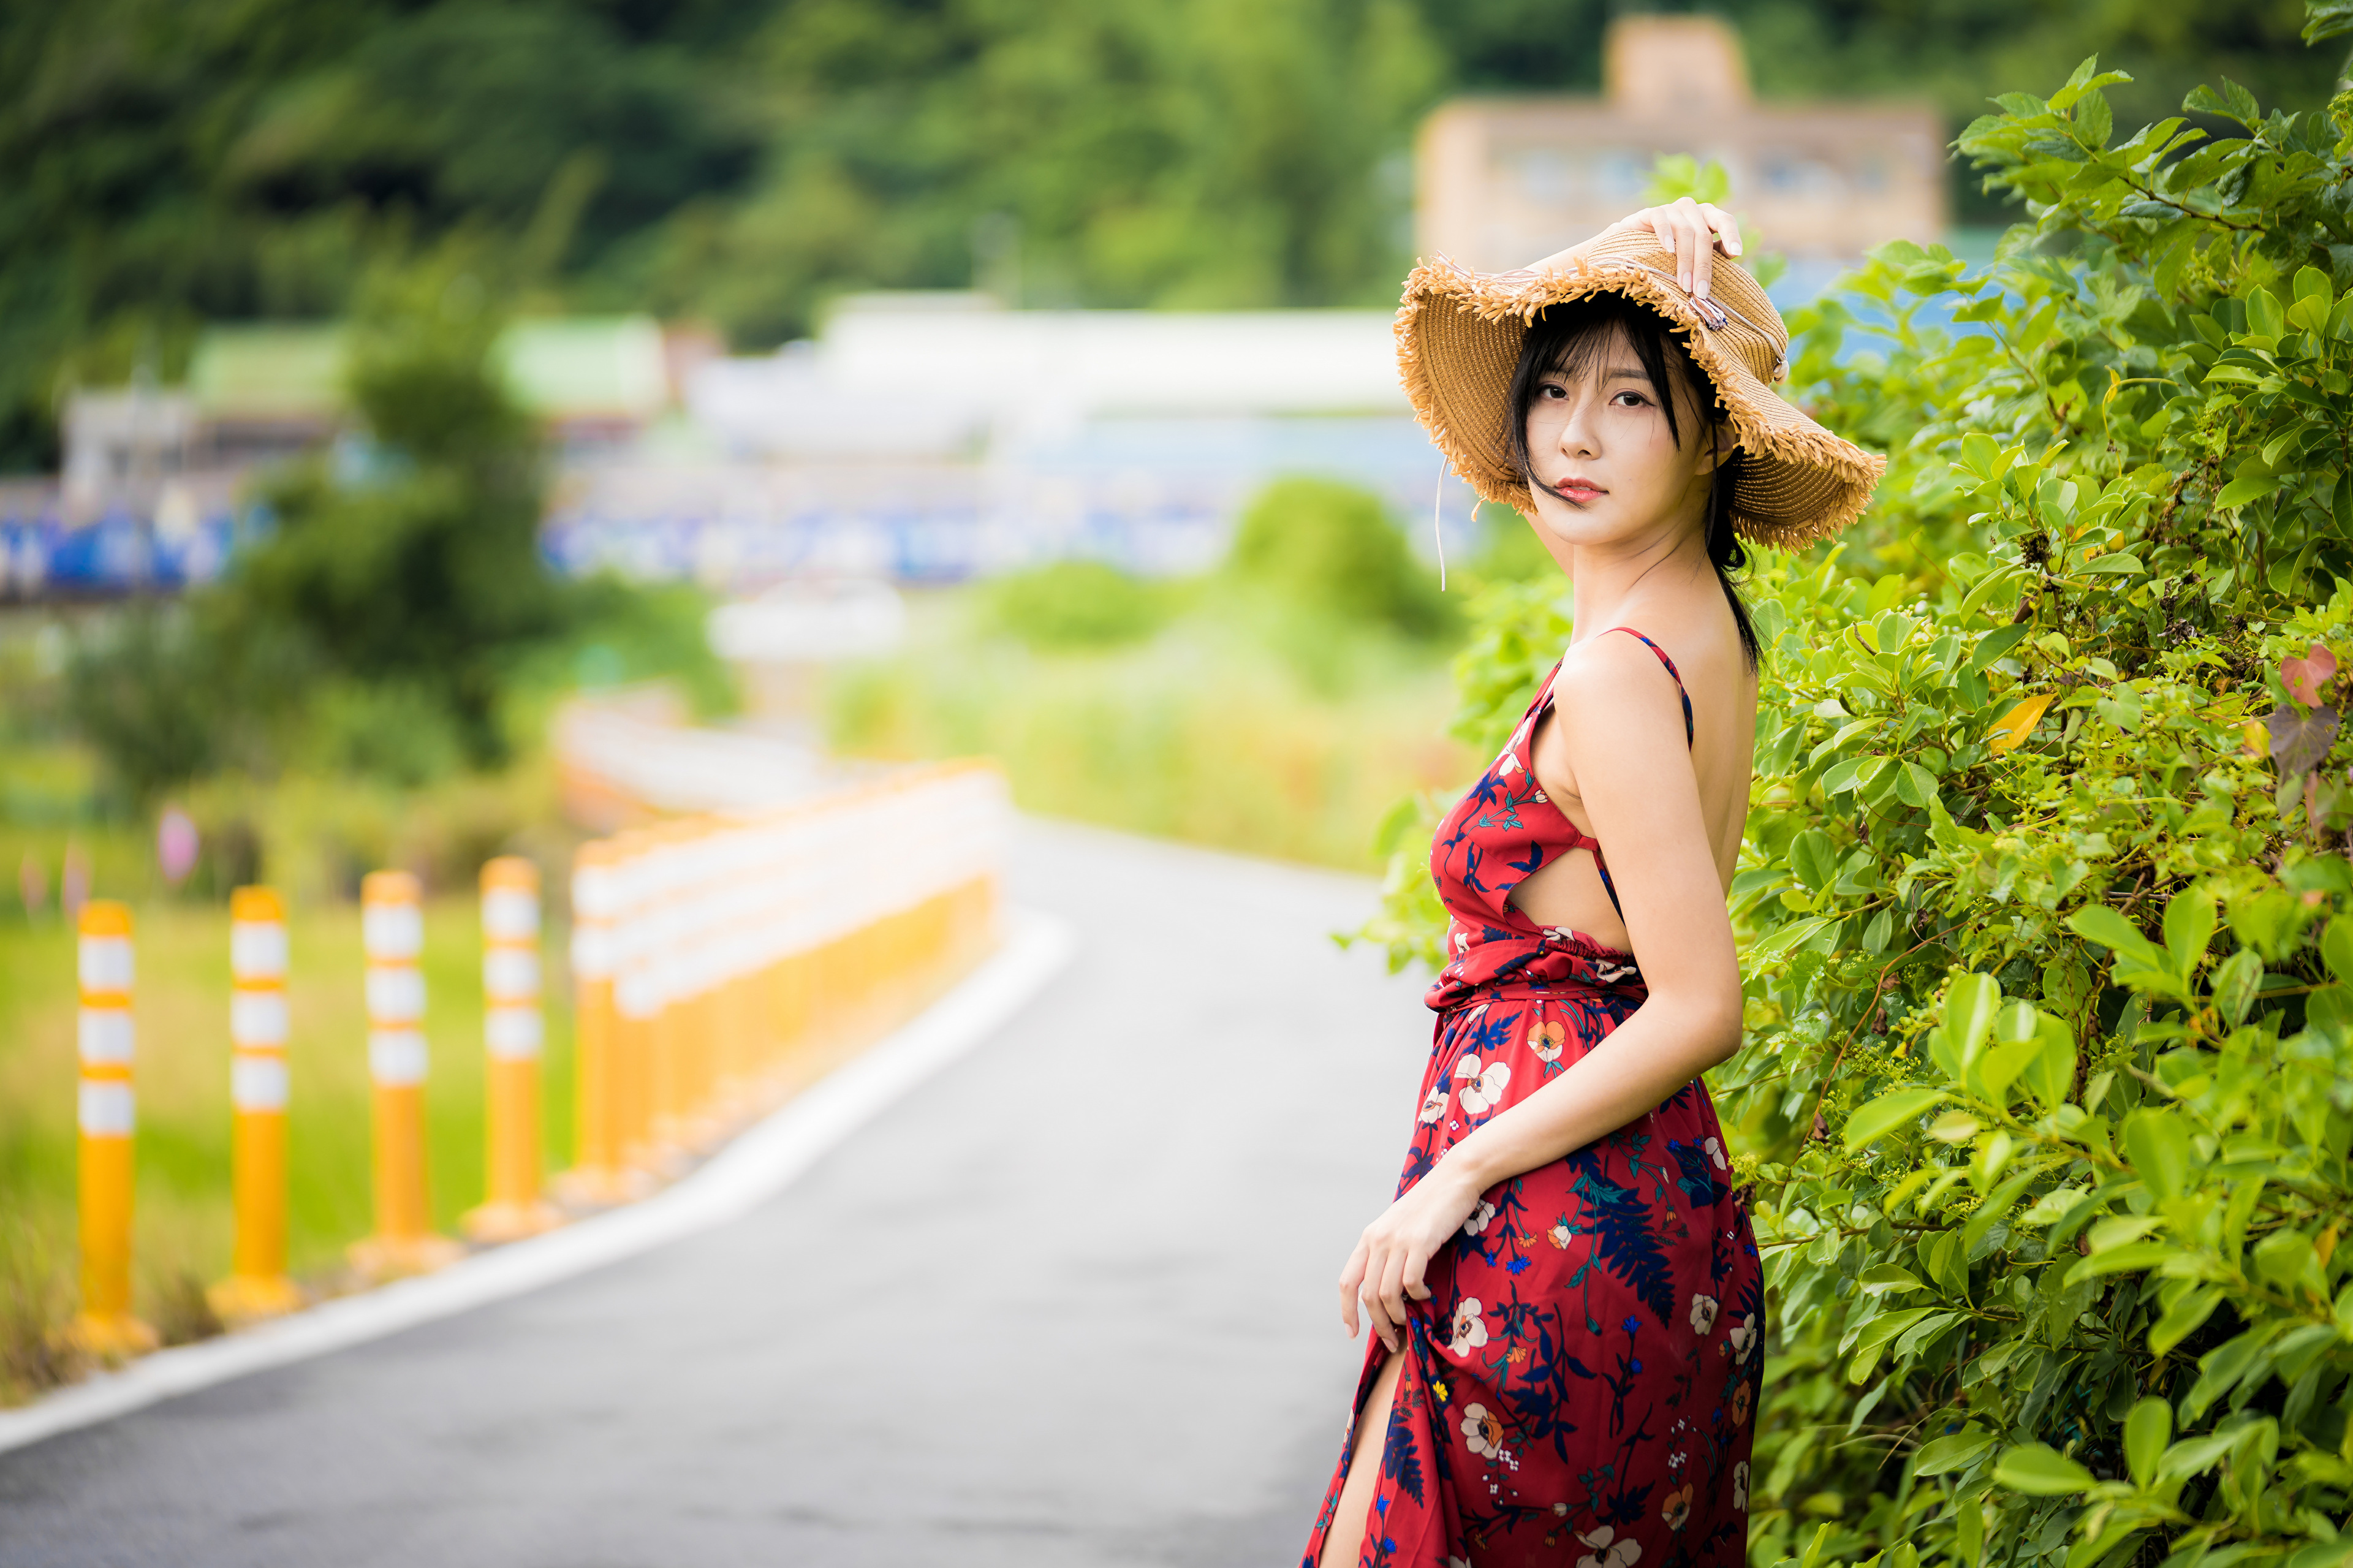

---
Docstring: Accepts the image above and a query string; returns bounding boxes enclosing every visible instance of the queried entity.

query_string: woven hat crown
[1395,228,1883,547]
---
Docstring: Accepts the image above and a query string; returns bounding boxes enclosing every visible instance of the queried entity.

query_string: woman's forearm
[1440,993,1740,1193]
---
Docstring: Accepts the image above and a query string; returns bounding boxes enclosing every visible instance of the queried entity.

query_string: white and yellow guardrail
[59,760,1009,1355]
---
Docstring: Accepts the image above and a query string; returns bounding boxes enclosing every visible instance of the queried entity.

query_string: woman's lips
[1555,480,1605,504]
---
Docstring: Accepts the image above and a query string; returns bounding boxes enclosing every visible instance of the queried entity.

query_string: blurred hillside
[4,0,2338,471]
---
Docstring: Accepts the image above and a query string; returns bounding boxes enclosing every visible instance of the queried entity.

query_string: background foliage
[4,0,2342,468]
[1372,12,2353,1564]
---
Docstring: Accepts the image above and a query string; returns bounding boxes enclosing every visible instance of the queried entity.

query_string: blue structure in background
[0,503,238,599]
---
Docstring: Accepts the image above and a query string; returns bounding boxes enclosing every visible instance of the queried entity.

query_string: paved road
[0,821,1432,1567]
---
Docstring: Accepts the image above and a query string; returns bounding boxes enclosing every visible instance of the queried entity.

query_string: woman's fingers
[1635,198,1745,300]
[1677,198,1715,300]
[1403,1249,1433,1303]
[1700,202,1743,257]
[1338,1238,1370,1337]
[1647,208,1681,276]
[1375,1248,1409,1351]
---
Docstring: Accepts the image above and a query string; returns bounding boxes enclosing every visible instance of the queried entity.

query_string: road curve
[0,820,1431,1567]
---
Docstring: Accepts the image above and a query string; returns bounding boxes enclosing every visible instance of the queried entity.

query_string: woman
[1306,200,1883,1568]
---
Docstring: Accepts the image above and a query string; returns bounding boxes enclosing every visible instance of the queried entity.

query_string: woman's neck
[1562,520,1713,641]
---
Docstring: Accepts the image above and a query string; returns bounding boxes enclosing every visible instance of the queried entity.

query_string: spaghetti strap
[1605,626,1694,744]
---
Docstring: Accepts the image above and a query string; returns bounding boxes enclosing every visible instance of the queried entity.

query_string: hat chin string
[1433,462,1448,591]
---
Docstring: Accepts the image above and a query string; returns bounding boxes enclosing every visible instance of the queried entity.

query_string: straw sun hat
[1396,224,1884,547]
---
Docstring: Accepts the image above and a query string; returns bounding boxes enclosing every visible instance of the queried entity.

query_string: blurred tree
[211,244,568,770]
[2,0,2344,467]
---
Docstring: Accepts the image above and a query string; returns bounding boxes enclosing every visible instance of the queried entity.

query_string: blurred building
[547,292,1450,586]
[182,316,675,463]
[1415,15,1946,282]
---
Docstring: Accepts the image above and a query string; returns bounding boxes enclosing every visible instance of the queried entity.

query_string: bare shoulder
[1548,630,1685,729]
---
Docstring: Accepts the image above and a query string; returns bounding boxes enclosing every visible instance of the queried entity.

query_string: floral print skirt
[1303,977,1764,1568]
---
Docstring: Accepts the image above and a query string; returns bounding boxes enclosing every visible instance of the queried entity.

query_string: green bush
[1227,475,1455,638]
[1367,31,2353,1568]
[985,559,1168,649]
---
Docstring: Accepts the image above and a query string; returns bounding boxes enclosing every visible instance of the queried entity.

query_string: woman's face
[1521,328,1721,550]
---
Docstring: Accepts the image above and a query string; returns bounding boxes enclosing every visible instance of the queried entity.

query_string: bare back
[1508,589,1757,952]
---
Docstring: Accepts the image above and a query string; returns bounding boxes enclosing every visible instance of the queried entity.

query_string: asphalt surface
[0,820,1431,1567]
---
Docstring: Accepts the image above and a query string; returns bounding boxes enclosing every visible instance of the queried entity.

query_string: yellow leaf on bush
[1988,693,2056,754]
[2245,721,2270,757]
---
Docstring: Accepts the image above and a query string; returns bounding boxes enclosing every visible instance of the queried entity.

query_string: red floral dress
[1305,628,1764,1568]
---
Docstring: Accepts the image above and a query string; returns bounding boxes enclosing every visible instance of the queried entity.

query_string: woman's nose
[1557,393,1601,457]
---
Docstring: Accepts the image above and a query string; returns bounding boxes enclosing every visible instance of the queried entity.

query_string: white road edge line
[0,907,1077,1458]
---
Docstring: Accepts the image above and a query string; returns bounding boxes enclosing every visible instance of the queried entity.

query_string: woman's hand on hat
[1608,197,1741,302]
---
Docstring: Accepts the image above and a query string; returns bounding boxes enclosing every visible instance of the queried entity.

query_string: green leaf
[2155,1429,2240,1481]
[2162,888,2216,977]
[2148,1284,2223,1356]
[2077,553,2147,576]
[1789,829,1835,893]
[2124,1396,2171,1487]
[1971,623,2031,669]
[1845,1088,1950,1151]
[1993,1443,2096,1494]
[2067,905,2165,971]
[1895,761,1939,808]
[2066,1240,2175,1284]
[1945,972,2002,1068]
[2121,1107,2198,1200]
[2324,918,2353,986]
[2187,1324,2276,1418]
[2023,1012,2075,1108]
[2249,286,2286,341]
[2309,0,2353,43]
[1748,915,1833,961]
[1857,1263,1928,1295]
[1978,1036,2044,1102]
[1915,1428,1998,1476]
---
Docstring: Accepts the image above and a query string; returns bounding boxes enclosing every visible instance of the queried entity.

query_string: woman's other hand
[1338,1162,1483,1354]
[1605,198,1742,301]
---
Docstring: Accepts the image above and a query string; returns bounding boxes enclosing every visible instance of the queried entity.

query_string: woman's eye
[1611,391,1649,407]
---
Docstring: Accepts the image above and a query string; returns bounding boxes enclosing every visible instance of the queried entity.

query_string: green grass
[0,890,576,1390]
[824,586,1471,870]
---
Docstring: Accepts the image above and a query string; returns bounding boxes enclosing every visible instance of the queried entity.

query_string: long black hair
[1504,293,1762,671]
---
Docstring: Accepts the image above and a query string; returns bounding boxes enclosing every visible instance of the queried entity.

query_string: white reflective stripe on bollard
[570,924,614,979]
[482,949,539,1001]
[229,922,289,983]
[364,968,426,1023]
[485,1007,544,1060]
[482,888,539,942]
[230,990,289,1047]
[77,1008,134,1065]
[362,903,423,960]
[368,1031,428,1086]
[230,1055,290,1112]
[78,1080,135,1137]
[78,936,134,993]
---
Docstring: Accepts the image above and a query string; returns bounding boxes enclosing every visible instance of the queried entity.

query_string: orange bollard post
[208,887,304,1324]
[556,839,643,1206]
[463,858,563,1241]
[350,871,461,1279]
[70,900,156,1357]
